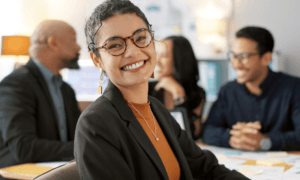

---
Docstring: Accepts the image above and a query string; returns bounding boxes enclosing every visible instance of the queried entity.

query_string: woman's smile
[121,60,147,71]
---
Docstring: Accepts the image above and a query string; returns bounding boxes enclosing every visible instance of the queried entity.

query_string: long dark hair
[165,36,205,109]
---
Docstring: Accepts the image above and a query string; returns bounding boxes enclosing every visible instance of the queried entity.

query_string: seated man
[0,20,82,173]
[203,26,300,151]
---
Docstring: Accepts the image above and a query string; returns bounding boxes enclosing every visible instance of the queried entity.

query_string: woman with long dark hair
[149,36,206,140]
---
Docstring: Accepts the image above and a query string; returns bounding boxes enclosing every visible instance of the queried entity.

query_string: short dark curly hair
[85,0,152,57]
[236,26,274,55]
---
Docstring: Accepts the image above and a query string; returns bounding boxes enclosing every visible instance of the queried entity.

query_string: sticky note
[216,155,229,163]
[268,152,288,157]
[239,166,263,177]
[256,159,285,166]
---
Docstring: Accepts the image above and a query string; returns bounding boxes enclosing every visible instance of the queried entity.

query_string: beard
[64,53,80,70]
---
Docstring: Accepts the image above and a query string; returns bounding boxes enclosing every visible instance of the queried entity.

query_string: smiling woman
[74,0,249,180]
[149,36,206,140]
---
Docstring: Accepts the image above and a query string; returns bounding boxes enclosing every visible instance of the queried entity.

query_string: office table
[1,143,300,180]
[197,142,300,179]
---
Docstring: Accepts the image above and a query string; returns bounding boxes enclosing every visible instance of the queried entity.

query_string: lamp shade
[1,36,30,56]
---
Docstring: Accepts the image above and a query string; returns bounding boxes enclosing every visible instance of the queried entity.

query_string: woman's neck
[116,81,149,104]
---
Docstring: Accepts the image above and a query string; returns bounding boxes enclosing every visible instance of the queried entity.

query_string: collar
[102,81,136,122]
[32,58,63,86]
[239,68,275,96]
[259,68,275,93]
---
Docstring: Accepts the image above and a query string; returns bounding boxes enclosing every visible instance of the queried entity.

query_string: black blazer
[0,59,81,170]
[74,81,248,180]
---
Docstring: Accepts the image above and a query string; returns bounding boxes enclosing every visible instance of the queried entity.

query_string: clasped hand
[229,121,264,151]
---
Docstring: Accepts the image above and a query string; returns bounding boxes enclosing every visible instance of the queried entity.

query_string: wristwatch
[260,135,272,150]
[173,96,186,106]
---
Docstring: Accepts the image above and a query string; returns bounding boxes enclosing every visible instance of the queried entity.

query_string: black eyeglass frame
[93,28,154,56]
[227,51,261,63]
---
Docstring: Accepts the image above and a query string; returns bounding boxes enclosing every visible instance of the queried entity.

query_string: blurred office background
[1,0,300,115]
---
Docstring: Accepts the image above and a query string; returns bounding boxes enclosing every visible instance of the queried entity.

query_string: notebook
[0,162,67,180]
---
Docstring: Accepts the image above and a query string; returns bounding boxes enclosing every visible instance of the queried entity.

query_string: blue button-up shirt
[203,69,300,150]
[33,59,68,141]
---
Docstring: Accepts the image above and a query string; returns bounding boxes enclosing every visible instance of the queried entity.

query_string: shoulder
[274,72,300,95]
[77,96,122,134]
[76,96,127,148]
[1,65,32,83]
[218,80,239,95]
[149,95,166,108]
[0,65,35,91]
[269,72,300,93]
[193,85,206,98]
[276,71,300,84]
[62,81,76,93]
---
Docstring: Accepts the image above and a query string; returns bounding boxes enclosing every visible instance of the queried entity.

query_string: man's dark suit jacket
[74,81,249,180]
[0,59,81,171]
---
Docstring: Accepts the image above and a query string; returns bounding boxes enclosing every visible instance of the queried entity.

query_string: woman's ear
[90,51,104,70]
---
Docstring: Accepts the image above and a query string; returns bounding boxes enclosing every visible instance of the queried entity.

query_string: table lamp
[1,36,30,68]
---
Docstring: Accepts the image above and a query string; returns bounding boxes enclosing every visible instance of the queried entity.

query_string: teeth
[123,61,145,71]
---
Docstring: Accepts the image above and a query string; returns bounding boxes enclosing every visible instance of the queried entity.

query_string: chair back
[33,160,80,180]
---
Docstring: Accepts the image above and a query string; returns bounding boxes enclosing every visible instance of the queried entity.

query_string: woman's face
[154,39,173,80]
[93,13,156,89]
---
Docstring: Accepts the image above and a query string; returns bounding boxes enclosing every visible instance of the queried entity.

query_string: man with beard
[0,20,81,173]
[203,26,300,151]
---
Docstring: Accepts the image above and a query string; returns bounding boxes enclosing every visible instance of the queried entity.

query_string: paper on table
[256,159,286,166]
[199,145,246,156]
[0,161,68,180]
[216,155,229,163]
[247,165,284,180]
[36,161,68,168]
[239,165,263,177]
[0,164,52,180]
[283,161,300,180]
[268,152,288,157]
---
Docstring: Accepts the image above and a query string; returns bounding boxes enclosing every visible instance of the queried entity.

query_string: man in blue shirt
[203,26,300,151]
[0,20,82,175]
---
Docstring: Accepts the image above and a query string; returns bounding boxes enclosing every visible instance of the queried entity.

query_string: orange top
[126,100,181,180]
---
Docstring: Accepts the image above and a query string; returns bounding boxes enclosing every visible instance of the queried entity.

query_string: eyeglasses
[95,28,154,56]
[227,51,260,63]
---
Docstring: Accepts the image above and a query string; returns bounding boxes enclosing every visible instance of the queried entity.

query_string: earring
[97,68,104,94]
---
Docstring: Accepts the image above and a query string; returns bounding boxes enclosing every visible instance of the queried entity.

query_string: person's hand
[154,76,185,99]
[232,121,261,131]
[229,121,264,151]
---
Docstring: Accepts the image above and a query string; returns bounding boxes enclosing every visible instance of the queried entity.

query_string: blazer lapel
[25,59,58,126]
[103,81,169,180]
[60,83,77,140]
[149,97,194,180]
